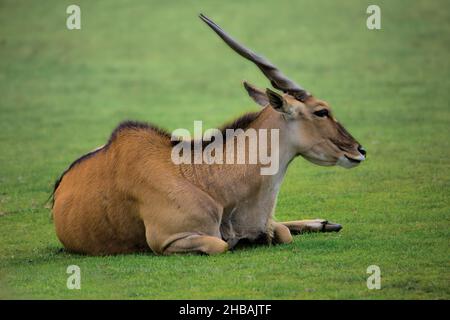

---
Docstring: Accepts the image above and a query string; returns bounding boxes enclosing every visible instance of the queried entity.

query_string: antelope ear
[243,81,269,107]
[265,88,295,117]
[265,88,284,110]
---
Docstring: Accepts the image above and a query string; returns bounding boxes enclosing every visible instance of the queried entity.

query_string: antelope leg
[272,222,293,244]
[280,219,342,235]
[162,233,228,255]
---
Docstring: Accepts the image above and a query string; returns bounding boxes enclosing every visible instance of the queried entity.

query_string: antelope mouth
[337,153,365,169]
[344,155,362,163]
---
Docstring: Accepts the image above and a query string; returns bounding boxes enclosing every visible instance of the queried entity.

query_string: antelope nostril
[358,146,366,156]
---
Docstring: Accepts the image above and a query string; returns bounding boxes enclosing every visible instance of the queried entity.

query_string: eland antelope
[51,14,366,255]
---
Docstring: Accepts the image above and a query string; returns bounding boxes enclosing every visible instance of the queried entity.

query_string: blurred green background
[0,0,449,299]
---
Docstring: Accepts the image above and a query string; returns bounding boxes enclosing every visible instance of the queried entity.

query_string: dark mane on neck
[219,111,262,134]
[170,110,262,147]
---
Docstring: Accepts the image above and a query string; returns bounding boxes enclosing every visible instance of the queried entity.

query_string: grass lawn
[0,0,449,299]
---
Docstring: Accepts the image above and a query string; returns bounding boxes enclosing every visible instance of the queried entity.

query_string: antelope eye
[313,109,329,117]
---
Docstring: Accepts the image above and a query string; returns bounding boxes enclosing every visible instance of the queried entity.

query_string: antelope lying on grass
[52,14,366,255]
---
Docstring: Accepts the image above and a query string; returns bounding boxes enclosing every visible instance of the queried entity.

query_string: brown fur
[52,86,364,256]
[52,111,266,255]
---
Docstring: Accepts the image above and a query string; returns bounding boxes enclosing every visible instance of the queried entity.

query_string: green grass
[0,0,449,299]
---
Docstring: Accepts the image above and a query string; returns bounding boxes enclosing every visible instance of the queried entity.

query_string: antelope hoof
[320,220,342,232]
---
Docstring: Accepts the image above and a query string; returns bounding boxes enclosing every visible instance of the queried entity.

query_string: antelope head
[200,14,366,169]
